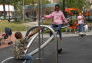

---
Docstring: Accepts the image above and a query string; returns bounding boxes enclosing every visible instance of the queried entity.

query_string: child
[14,32,32,63]
[44,4,68,40]
[77,13,85,34]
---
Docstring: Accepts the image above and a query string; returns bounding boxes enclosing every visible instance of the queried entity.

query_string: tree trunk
[3,4,6,19]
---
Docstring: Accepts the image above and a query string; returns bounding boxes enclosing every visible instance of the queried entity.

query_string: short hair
[55,4,60,8]
[15,32,23,39]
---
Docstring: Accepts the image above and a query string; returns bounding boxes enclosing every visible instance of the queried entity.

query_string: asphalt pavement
[0,33,92,63]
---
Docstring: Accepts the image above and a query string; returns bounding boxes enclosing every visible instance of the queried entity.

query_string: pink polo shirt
[77,15,84,24]
[45,11,68,24]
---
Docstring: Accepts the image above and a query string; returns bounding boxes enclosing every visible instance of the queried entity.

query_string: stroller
[0,27,13,45]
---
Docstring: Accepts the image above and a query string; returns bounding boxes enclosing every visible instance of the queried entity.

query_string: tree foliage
[60,0,86,10]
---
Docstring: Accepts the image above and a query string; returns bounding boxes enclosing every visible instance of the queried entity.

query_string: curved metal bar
[24,33,39,53]
[25,25,56,54]
[25,25,55,37]
[27,35,54,56]
[1,57,14,63]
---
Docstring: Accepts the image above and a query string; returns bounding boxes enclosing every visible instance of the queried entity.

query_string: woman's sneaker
[58,48,62,54]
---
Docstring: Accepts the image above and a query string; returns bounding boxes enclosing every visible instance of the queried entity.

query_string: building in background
[0,4,15,20]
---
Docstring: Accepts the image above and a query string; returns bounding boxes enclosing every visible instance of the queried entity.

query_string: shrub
[0,21,27,32]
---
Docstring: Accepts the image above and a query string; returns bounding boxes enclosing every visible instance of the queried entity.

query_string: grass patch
[0,21,27,32]
[42,19,53,25]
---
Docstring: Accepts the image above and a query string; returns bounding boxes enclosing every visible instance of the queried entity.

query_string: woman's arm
[44,12,54,19]
[61,12,68,23]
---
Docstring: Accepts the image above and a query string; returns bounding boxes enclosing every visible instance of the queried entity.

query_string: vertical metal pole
[23,0,25,22]
[56,32,59,63]
[32,0,35,21]
[41,0,45,59]
[38,0,41,26]
[63,0,65,14]
[3,0,6,19]
[8,4,10,22]
[38,0,41,63]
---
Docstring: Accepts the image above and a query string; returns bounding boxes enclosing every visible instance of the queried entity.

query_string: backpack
[5,27,12,36]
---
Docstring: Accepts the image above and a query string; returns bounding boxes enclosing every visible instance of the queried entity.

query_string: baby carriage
[0,27,13,46]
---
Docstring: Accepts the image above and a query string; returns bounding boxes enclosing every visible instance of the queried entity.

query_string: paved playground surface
[0,35,92,63]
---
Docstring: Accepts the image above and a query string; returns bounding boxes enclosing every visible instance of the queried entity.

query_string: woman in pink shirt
[44,4,68,40]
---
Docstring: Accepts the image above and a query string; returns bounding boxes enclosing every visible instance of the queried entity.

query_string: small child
[14,32,32,63]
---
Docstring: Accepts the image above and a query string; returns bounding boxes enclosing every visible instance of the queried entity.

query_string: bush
[0,20,27,32]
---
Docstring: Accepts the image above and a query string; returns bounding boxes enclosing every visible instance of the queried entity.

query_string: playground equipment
[1,25,56,63]
[1,23,70,63]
